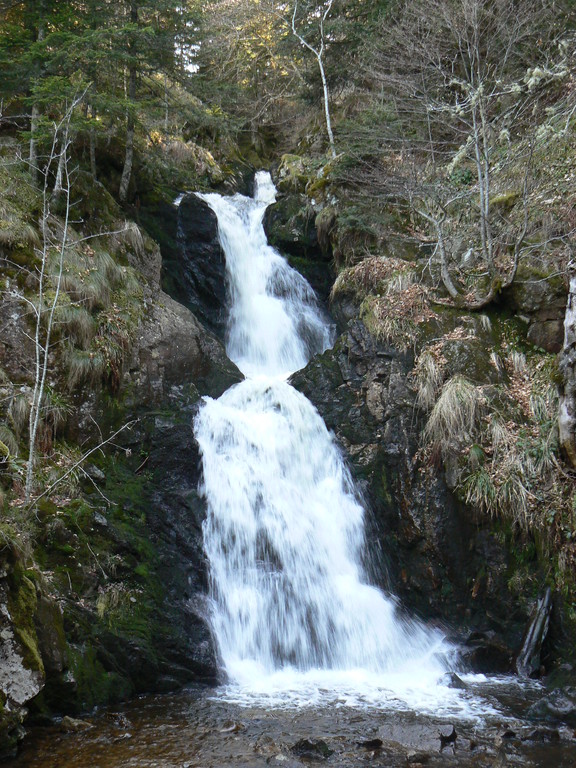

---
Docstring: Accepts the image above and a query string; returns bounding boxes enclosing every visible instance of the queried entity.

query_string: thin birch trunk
[291,0,337,159]
[559,274,576,468]
[25,113,73,500]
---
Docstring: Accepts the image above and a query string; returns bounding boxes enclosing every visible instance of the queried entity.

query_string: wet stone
[290,739,334,760]
[58,716,92,733]
[357,738,383,750]
[406,750,431,763]
[521,728,560,742]
[527,686,576,726]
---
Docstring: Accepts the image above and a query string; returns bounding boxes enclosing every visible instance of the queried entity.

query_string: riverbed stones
[527,687,576,726]
[59,716,92,733]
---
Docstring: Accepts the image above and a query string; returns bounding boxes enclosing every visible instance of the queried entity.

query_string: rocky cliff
[0,178,241,757]
[263,158,573,677]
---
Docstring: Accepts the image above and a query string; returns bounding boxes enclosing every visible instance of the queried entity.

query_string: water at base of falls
[194,172,468,715]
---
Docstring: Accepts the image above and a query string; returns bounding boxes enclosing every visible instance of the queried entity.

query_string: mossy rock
[263,193,320,257]
[315,206,337,257]
[489,191,520,212]
[507,259,566,315]
[68,646,132,710]
[0,704,26,762]
[71,172,122,234]
[7,568,44,676]
[442,337,505,385]
[276,154,310,194]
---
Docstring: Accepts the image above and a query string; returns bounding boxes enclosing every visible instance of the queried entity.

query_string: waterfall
[197,175,332,378]
[194,173,457,708]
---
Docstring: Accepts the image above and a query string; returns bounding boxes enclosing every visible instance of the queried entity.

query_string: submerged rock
[290,738,334,760]
[527,687,576,726]
[59,716,92,733]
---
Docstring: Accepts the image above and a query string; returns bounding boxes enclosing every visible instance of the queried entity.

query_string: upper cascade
[197,172,333,378]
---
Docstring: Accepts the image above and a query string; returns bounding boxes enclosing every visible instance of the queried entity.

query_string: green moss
[489,191,520,211]
[276,154,311,194]
[6,246,38,267]
[7,570,44,675]
[68,646,132,710]
[379,469,394,507]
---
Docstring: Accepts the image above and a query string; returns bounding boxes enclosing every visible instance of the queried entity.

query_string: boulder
[263,194,334,300]
[527,687,576,726]
[124,290,241,405]
[175,194,227,339]
[505,260,567,353]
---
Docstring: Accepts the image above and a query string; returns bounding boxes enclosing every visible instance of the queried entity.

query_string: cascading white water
[197,174,332,379]
[194,172,461,711]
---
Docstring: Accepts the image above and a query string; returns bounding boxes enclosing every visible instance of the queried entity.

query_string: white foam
[194,173,464,717]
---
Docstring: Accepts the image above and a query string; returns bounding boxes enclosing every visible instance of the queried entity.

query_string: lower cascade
[194,173,458,710]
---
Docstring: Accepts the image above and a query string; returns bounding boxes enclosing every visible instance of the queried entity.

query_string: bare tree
[24,102,78,500]
[290,0,337,158]
[7,94,136,500]
[559,268,576,468]
[370,0,556,307]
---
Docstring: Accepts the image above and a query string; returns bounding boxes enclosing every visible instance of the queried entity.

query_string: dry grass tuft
[361,282,436,349]
[56,247,123,311]
[0,220,40,249]
[331,256,414,302]
[8,394,30,438]
[461,382,559,532]
[64,347,107,390]
[0,425,19,456]
[108,220,146,258]
[55,302,98,349]
[412,347,446,410]
[423,375,483,459]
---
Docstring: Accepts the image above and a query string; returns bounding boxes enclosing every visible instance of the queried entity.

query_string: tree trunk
[89,123,97,180]
[559,274,576,468]
[316,52,336,159]
[119,113,134,202]
[53,124,69,196]
[26,114,72,500]
[291,0,336,159]
[119,1,138,203]
[29,8,45,180]
[29,101,40,178]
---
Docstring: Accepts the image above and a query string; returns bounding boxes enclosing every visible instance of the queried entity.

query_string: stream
[7,173,576,766]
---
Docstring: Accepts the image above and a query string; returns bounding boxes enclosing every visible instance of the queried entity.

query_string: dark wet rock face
[291,319,528,664]
[264,194,319,257]
[175,194,228,339]
[264,194,334,301]
[504,260,566,353]
[145,414,219,684]
[290,738,334,760]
